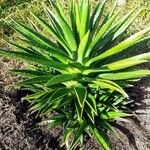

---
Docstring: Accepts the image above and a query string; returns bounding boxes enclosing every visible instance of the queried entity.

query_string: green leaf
[70,0,77,37]
[93,79,128,98]
[5,39,51,60]
[40,102,60,115]
[74,97,83,121]
[55,0,67,22]
[82,68,108,75]
[48,87,72,103]
[90,0,106,31]
[78,0,90,40]
[92,126,111,150]
[20,84,45,92]
[29,102,44,113]
[77,31,90,63]
[101,52,150,71]
[63,127,74,148]
[84,103,95,123]
[29,91,53,112]
[69,121,87,150]
[45,74,79,86]
[74,1,80,37]
[49,0,77,52]
[86,94,97,115]
[41,96,72,115]
[97,120,120,139]
[11,19,69,63]
[11,69,49,77]
[17,75,54,86]
[74,85,87,107]
[27,17,40,32]
[74,85,87,121]
[31,12,71,55]
[99,70,150,80]
[22,91,48,101]
[43,5,74,57]
[97,0,117,32]
[0,49,67,72]
[100,111,132,120]
[4,40,34,53]
[92,6,141,55]
[62,127,71,145]
[40,114,66,128]
[113,7,142,39]
[86,10,120,57]
[107,0,117,18]
[86,26,150,66]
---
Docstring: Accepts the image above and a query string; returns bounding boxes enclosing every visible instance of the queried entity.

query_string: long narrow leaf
[74,85,87,107]
[97,120,120,139]
[100,52,150,71]
[86,94,97,115]
[99,70,150,80]
[0,49,67,71]
[90,0,106,31]
[17,75,53,86]
[100,111,132,120]
[49,0,77,52]
[78,0,90,40]
[48,87,71,103]
[86,10,120,57]
[86,27,150,66]
[92,6,141,55]
[92,126,111,150]
[40,114,66,128]
[77,31,90,63]
[93,79,128,98]
[69,121,87,150]
[31,13,71,55]
[11,69,49,77]
[45,74,79,86]
[11,19,69,63]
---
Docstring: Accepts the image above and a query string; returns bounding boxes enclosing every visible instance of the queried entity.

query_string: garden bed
[0,60,150,150]
[0,0,150,149]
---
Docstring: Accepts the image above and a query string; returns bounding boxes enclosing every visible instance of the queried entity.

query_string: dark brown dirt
[0,86,66,150]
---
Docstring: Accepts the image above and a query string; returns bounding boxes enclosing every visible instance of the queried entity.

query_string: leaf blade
[86,27,150,66]
[99,70,150,80]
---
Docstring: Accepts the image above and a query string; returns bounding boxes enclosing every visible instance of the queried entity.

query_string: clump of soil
[0,85,66,150]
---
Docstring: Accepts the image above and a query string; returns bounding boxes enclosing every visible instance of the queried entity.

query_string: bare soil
[0,61,150,150]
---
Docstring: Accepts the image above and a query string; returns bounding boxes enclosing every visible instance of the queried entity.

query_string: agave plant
[0,0,150,149]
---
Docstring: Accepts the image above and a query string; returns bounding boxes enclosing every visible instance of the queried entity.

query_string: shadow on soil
[4,90,65,150]
[3,75,149,150]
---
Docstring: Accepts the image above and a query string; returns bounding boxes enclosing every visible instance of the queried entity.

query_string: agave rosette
[0,0,150,149]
